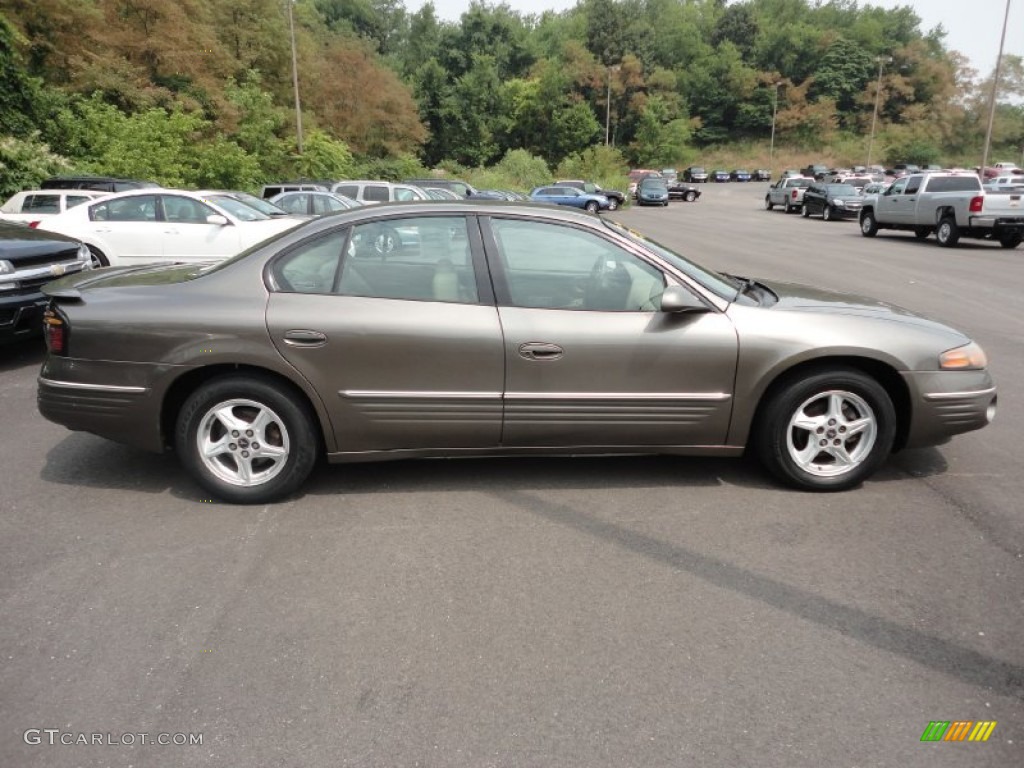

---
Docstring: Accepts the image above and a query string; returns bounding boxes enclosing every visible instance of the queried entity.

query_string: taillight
[43,308,67,355]
[969,196,984,213]
[28,221,40,229]
[791,189,798,199]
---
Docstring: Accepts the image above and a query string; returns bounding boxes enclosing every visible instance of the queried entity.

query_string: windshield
[603,220,738,301]
[827,185,859,196]
[227,192,288,217]
[204,195,272,221]
[640,179,667,190]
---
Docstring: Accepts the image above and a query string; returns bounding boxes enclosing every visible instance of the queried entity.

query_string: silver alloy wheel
[785,390,878,478]
[607,198,619,211]
[196,398,291,487]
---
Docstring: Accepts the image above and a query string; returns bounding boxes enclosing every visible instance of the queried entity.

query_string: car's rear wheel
[685,191,697,202]
[87,245,109,268]
[914,227,930,240]
[859,211,878,237]
[936,216,960,247]
[999,234,1022,249]
[585,201,599,213]
[822,205,834,222]
[755,368,896,491]
[176,375,319,504]
[607,198,619,211]
[765,197,774,210]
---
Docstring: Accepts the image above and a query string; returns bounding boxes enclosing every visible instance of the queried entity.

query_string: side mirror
[206,214,229,226]
[659,285,709,313]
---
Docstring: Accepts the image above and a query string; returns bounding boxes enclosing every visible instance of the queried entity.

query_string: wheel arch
[160,364,332,454]
[738,355,912,452]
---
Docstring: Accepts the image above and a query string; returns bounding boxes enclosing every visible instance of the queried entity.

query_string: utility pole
[981,0,1012,177]
[605,64,621,147]
[769,81,782,177]
[866,55,892,168]
[288,0,304,155]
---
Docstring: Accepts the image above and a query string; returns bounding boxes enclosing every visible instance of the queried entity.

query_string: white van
[331,180,430,204]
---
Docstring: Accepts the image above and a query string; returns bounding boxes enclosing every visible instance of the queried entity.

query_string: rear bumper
[901,370,997,448]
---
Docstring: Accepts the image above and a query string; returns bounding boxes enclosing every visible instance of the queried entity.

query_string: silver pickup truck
[859,172,1024,248]
[764,176,812,213]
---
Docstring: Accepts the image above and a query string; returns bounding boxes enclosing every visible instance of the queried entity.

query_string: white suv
[331,180,430,204]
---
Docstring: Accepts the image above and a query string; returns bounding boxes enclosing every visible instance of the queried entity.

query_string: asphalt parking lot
[1,184,1022,767]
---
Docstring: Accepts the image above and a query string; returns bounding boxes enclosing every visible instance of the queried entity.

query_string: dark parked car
[730,169,753,182]
[801,183,865,221]
[635,177,670,206]
[530,185,610,212]
[667,180,701,202]
[37,201,996,503]
[752,169,771,182]
[0,222,91,342]
[553,180,626,211]
[682,166,709,183]
[710,170,731,183]
[41,176,160,193]
[801,164,831,181]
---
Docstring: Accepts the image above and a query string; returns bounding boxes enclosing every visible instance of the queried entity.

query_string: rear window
[787,179,811,188]
[23,194,62,214]
[925,176,982,193]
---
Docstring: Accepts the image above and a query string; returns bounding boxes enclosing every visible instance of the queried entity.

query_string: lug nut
[828,419,836,426]
[839,426,847,433]
[231,430,239,437]
[229,443,237,450]
[833,439,841,446]
[246,429,253,437]
[241,450,249,458]
[252,442,260,450]
[819,439,827,446]
[816,427,824,434]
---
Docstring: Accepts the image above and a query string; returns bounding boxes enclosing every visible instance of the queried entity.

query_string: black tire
[87,245,109,268]
[822,205,833,222]
[606,197,619,211]
[913,227,930,241]
[585,200,599,213]
[999,234,1022,249]
[936,216,960,247]
[685,191,697,202]
[755,368,896,492]
[859,210,878,237]
[801,204,810,218]
[175,374,320,504]
[765,197,774,211]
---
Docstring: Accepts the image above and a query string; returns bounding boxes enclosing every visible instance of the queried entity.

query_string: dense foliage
[1,1,1022,196]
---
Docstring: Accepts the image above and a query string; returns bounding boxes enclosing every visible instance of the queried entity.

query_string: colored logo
[921,721,997,742]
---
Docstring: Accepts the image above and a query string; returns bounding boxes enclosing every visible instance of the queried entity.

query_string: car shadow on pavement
[491,485,1024,702]
[0,337,45,374]
[41,433,189,494]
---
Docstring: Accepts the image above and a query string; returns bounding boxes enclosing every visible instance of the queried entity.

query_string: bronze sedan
[38,202,996,503]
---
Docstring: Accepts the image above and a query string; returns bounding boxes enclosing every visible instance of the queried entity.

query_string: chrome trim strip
[0,260,88,285]
[39,378,148,394]
[341,390,502,399]
[923,387,997,401]
[505,391,732,401]
[341,390,731,402]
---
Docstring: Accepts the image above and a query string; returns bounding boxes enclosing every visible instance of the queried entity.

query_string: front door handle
[283,329,327,347]
[518,342,563,361]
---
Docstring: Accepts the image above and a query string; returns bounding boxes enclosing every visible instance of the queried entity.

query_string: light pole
[288,0,304,155]
[981,0,1013,177]
[605,64,620,146]
[866,55,892,168]
[769,81,782,177]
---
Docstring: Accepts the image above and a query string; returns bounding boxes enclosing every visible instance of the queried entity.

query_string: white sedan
[0,189,107,227]
[37,189,302,267]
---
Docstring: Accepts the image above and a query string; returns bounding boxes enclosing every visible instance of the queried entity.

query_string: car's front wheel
[176,375,320,504]
[755,368,896,491]
[685,191,697,202]
[822,205,834,222]
[765,197,774,210]
[801,204,810,218]
[859,210,878,237]
[87,245,109,268]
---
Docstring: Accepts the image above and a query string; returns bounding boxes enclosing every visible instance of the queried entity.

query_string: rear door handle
[518,342,563,361]
[283,329,328,347]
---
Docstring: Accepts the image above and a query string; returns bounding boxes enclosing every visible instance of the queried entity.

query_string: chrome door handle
[283,329,327,347]
[518,342,563,361]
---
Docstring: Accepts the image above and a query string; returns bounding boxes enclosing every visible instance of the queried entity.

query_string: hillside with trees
[1,0,1022,195]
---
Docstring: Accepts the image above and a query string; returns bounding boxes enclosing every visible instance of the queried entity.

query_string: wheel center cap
[238,438,250,448]
[827,429,837,438]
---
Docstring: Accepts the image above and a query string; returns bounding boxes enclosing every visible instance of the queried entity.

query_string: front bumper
[0,292,47,341]
[901,370,997,449]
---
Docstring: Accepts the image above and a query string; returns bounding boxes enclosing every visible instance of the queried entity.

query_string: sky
[410,0,1023,81]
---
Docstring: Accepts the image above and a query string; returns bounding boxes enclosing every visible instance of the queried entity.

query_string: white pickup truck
[764,176,812,213]
[859,172,1024,249]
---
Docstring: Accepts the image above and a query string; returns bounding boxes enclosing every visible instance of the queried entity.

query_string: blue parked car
[730,169,752,182]
[711,169,731,183]
[635,176,670,206]
[529,185,610,212]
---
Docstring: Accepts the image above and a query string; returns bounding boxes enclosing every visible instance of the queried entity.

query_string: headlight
[834,200,845,207]
[939,341,988,370]
[0,259,14,275]
[77,243,94,270]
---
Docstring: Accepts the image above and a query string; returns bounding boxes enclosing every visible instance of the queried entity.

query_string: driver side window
[490,219,665,311]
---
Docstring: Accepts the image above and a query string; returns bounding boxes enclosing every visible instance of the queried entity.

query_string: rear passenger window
[334,185,358,199]
[273,230,346,294]
[91,195,158,222]
[23,194,61,213]
[363,186,389,202]
[338,216,478,304]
